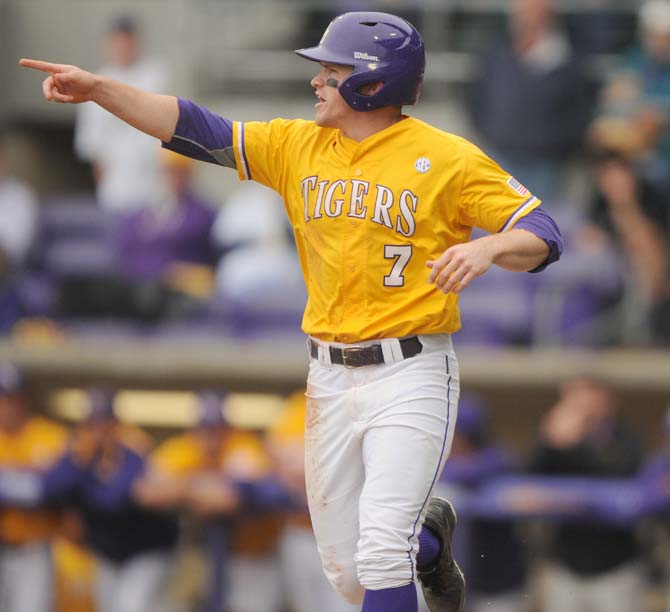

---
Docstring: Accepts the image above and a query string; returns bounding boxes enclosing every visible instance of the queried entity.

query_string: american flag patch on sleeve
[507,177,529,196]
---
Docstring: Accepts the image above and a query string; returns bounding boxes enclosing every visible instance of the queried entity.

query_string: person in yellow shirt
[22,13,564,611]
[0,363,68,612]
[135,391,283,612]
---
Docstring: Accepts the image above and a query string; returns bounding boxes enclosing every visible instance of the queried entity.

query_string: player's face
[105,31,140,68]
[310,63,354,128]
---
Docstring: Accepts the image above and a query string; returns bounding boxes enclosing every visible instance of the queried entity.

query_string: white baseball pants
[96,550,172,612]
[305,334,459,604]
[0,541,52,612]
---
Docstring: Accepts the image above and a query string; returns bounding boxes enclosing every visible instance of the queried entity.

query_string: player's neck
[340,107,404,142]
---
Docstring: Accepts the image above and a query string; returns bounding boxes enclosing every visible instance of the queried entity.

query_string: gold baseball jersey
[149,430,269,478]
[232,116,540,343]
[149,431,281,555]
[0,417,68,544]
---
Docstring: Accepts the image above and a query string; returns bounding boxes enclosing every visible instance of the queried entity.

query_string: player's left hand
[427,238,495,294]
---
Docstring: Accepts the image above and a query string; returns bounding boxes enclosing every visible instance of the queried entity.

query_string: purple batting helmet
[295,11,425,111]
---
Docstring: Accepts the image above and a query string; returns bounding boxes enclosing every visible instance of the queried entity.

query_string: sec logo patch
[414,157,431,173]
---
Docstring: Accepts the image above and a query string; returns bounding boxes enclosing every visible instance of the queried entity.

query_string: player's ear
[359,81,384,96]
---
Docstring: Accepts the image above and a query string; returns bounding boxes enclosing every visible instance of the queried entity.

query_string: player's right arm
[19,59,179,143]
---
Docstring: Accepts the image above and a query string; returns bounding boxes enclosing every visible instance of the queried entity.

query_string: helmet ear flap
[339,71,383,111]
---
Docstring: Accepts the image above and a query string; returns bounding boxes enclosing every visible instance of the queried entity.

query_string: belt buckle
[341,346,368,368]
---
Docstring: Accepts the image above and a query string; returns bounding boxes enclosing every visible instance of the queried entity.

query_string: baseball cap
[194,391,228,428]
[0,363,25,396]
[84,388,117,423]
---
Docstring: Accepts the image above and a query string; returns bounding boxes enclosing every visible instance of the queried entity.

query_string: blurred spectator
[135,391,283,612]
[585,0,670,344]
[585,147,668,343]
[266,390,360,612]
[437,395,528,612]
[0,132,39,333]
[74,15,169,212]
[0,363,68,612]
[212,181,306,328]
[589,0,670,198]
[59,149,218,323]
[528,377,644,612]
[111,148,218,320]
[116,149,218,285]
[44,388,178,612]
[467,0,595,203]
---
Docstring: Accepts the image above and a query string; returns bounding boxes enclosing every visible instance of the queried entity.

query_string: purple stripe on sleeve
[498,195,536,232]
[514,207,564,273]
[162,98,234,166]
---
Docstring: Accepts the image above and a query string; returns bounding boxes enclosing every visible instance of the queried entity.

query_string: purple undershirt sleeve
[513,207,564,273]
[162,98,236,168]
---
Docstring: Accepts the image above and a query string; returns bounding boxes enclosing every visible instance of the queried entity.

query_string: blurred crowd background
[0,0,668,611]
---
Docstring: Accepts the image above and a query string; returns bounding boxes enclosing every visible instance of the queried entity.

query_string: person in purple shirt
[70,147,219,323]
[43,389,178,612]
[527,377,643,612]
[115,148,218,282]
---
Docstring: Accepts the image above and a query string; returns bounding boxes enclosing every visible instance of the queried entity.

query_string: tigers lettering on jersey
[300,176,417,237]
[232,116,541,342]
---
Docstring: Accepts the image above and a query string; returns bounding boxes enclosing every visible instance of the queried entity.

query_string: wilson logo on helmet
[354,51,380,61]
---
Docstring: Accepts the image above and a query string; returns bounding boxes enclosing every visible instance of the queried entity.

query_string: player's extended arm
[427,229,549,294]
[19,59,178,142]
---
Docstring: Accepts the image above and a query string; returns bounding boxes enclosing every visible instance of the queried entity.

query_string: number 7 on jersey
[383,245,412,287]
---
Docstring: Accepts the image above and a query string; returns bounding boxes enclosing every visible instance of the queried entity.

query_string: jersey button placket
[340,163,364,328]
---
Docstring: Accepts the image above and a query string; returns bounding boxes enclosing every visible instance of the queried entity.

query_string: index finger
[427,249,454,283]
[19,59,68,74]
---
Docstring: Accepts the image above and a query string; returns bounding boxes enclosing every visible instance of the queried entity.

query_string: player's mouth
[315,92,326,107]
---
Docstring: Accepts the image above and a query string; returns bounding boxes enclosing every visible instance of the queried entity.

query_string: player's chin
[313,108,335,128]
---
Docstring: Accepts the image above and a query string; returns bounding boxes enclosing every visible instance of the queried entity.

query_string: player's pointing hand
[427,239,495,294]
[19,59,98,104]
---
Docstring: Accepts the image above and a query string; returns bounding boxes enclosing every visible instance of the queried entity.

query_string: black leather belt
[309,336,423,368]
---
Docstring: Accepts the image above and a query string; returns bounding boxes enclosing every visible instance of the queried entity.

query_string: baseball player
[135,391,285,612]
[21,11,563,612]
[0,363,68,612]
